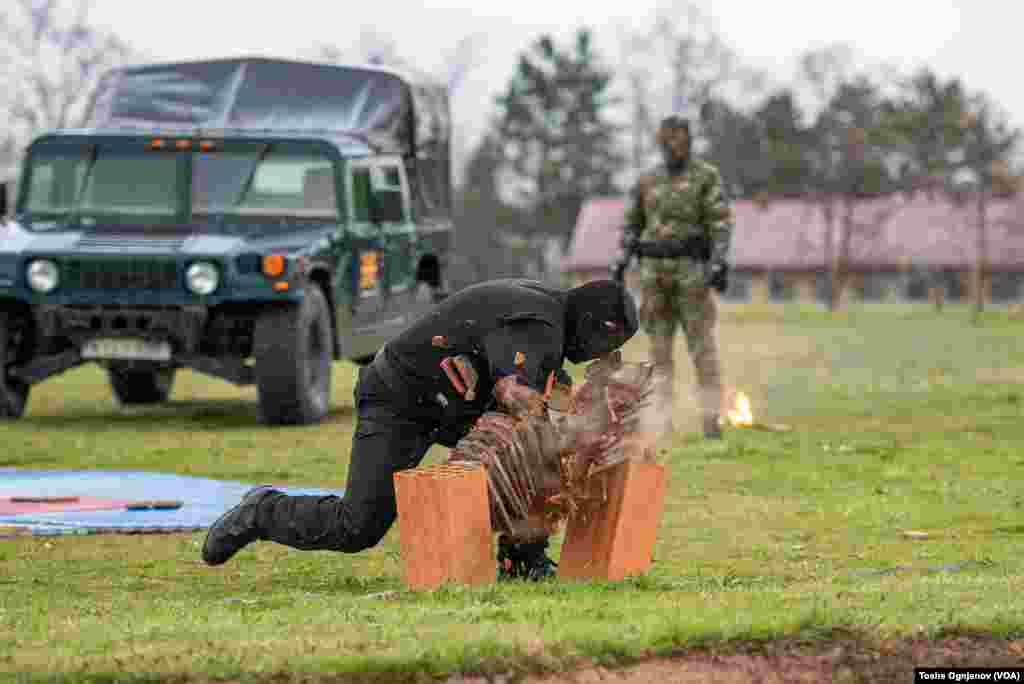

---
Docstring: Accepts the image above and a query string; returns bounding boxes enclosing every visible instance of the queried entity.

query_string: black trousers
[255,365,437,552]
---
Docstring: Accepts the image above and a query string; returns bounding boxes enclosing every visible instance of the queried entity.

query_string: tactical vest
[637,160,717,281]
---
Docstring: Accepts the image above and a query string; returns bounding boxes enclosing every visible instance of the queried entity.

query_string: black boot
[496,535,557,581]
[703,415,723,440]
[202,486,281,566]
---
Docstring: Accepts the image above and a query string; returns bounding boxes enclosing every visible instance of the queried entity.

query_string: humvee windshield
[24,144,179,222]
[20,139,340,230]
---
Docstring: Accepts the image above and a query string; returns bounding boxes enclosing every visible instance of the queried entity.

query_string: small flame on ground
[723,391,754,427]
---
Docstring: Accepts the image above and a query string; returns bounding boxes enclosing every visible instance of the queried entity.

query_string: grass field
[3,302,1024,682]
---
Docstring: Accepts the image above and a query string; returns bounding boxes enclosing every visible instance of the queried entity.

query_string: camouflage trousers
[640,279,723,426]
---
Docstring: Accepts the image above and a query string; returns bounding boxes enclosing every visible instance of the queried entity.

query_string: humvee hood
[0,221,333,259]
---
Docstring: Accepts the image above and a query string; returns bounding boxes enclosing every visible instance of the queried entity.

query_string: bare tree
[318,27,407,69]
[798,45,906,310]
[800,43,856,108]
[955,100,1020,321]
[798,44,855,309]
[612,27,655,185]
[617,1,766,179]
[0,0,133,179]
[654,2,738,118]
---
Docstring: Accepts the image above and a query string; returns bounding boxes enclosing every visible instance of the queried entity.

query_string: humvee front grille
[75,236,187,253]
[63,259,179,290]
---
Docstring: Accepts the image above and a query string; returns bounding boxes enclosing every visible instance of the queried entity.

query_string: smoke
[448,352,665,542]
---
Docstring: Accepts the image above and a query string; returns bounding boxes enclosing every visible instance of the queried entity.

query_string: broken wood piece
[751,422,792,433]
[559,460,668,582]
[393,462,495,591]
[901,530,931,540]
[125,500,183,511]
[543,370,555,401]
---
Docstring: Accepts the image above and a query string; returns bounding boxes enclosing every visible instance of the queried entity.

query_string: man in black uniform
[201,278,639,579]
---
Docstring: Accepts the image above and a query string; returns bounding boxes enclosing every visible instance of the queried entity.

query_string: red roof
[562,194,1024,272]
[562,197,627,273]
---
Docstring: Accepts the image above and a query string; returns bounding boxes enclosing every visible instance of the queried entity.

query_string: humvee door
[341,156,421,358]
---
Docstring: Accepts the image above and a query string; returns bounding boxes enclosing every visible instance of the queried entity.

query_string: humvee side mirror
[0,183,7,219]
[369,189,404,224]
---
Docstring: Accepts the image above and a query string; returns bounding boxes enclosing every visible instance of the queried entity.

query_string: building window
[815,271,832,303]
[722,271,751,301]
[991,272,1024,302]
[925,268,962,301]
[769,272,794,301]
[904,271,930,301]
[858,272,902,301]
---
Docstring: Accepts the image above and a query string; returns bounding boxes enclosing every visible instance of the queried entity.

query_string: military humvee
[0,58,452,424]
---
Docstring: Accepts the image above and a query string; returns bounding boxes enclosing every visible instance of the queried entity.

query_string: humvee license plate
[81,338,172,361]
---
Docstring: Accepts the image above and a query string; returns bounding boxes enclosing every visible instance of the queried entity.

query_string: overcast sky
[88,0,1024,170]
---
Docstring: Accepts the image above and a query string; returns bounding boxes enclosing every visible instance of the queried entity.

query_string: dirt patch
[145,632,1024,683]
[976,367,1024,384]
[517,632,1024,684]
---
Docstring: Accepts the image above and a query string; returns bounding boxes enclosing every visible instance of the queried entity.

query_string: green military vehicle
[0,58,453,424]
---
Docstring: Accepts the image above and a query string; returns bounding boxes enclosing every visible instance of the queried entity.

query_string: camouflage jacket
[624,159,734,287]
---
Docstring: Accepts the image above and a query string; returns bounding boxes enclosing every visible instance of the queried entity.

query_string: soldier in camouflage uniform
[623,116,733,438]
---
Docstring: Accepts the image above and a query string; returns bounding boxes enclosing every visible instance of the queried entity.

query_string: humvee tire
[254,286,333,425]
[109,365,175,405]
[0,312,29,419]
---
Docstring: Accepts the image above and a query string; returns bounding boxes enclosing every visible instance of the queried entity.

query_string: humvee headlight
[26,259,59,293]
[185,261,219,295]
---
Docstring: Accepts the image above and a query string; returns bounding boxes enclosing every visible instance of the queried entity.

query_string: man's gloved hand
[705,261,730,293]
[619,233,638,252]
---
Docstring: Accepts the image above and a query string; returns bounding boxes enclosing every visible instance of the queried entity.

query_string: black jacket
[373,279,570,438]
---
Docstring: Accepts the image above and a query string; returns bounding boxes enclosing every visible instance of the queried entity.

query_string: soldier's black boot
[202,486,281,566]
[703,414,723,440]
[496,535,558,581]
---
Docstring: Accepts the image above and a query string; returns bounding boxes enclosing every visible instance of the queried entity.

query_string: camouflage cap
[658,115,690,132]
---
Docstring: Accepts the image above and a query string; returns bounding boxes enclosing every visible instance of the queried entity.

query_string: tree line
[2,0,1021,314]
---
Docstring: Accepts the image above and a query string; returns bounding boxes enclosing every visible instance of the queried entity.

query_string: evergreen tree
[450,134,532,288]
[885,68,969,195]
[700,97,768,197]
[753,91,814,197]
[701,90,814,199]
[493,29,624,242]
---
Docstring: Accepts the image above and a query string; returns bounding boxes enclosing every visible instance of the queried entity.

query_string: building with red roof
[562,194,1024,305]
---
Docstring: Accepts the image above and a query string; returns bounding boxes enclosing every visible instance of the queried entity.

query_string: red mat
[0,496,134,515]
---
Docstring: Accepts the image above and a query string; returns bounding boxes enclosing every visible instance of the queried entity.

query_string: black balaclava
[564,280,639,363]
[657,115,691,175]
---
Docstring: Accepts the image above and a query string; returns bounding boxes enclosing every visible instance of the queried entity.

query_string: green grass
[3,301,1024,682]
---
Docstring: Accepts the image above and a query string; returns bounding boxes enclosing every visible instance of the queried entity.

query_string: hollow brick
[393,462,495,590]
[558,461,668,581]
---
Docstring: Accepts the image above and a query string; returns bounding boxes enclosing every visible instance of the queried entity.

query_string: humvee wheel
[109,365,176,405]
[254,286,333,425]
[0,312,29,419]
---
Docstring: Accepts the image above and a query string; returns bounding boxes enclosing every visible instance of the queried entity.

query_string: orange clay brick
[393,462,495,590]
[558,461,668,581]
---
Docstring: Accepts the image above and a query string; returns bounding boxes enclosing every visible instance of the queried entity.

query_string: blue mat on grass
[0,468,341,535]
